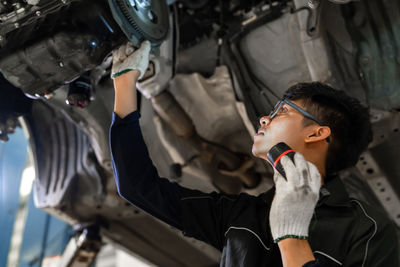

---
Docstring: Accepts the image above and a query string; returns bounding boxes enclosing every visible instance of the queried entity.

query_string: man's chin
[251,146,268,160]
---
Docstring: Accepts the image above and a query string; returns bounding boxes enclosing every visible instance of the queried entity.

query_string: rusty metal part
[151,88,261,191]
[151,90,195,138]
[60,225,102,267]
[219,158,259,188]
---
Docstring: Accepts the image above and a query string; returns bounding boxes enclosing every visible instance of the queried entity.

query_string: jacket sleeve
[303,260,321,267]
[342,204,399,266]
[109,110,183,229]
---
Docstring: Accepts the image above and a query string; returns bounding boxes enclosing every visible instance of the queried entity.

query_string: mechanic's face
[252,100,309,160]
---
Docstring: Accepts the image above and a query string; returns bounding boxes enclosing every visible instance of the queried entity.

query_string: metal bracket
[356,151,400,227]
[59,225,102,267]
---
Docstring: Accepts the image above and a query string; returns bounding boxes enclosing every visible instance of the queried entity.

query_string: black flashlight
[267,142,295,180]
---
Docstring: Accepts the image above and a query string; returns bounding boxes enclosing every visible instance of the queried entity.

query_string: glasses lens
[269,101,282,118]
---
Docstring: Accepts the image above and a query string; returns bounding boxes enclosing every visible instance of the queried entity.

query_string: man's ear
[305,126,331,143]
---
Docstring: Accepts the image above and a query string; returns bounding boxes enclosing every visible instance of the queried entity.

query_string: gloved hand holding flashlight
[269,153,321,243]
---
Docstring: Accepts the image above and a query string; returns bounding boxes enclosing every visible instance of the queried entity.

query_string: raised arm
[110,41,183,229]
[113,70,139,118]
[109,41,248,250]
[112,41,150,118]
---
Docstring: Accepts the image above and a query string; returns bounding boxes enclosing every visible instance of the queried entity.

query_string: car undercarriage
[1,0,399,265]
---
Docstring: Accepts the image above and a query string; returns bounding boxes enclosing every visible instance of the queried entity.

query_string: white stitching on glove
[111,40,151,79]
[269,153,321,243]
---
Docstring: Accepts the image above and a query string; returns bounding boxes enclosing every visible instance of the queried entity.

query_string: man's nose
[259,115,271,127]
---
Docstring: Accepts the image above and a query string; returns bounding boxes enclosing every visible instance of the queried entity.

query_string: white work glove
[111,40,151,79]
[269,153,321,243]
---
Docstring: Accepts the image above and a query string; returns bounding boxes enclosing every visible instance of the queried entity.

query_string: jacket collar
[317,173,351,207]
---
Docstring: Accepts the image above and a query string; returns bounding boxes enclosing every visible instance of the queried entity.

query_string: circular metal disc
[113,0,169,45]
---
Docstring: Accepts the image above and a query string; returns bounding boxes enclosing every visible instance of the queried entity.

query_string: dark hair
[283,82,373,174]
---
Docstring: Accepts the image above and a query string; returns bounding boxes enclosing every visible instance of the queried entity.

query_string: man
[109,41,399,266]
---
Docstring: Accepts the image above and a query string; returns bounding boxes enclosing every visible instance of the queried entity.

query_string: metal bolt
[103,160,113,170]
[147,10,154,21]
[36,10,41,16]
[128,0,135,7]
[14,22,19,28]
[136,0,150,8]
[44,92,53,99]
[360,56,370,66]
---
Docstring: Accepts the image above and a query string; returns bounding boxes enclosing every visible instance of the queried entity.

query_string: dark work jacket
[109,110,399,267]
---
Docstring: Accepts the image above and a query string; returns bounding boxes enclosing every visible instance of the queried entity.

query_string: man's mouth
[256,130,265,136]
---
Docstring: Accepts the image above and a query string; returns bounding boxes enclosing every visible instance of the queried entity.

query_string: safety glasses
[269,99,330,143]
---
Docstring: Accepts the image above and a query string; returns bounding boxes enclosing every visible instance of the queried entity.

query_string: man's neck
[262,156,325,185]
[312,160,325,185]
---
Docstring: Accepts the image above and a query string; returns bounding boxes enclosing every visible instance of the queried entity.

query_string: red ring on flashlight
[273,149,294,168]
